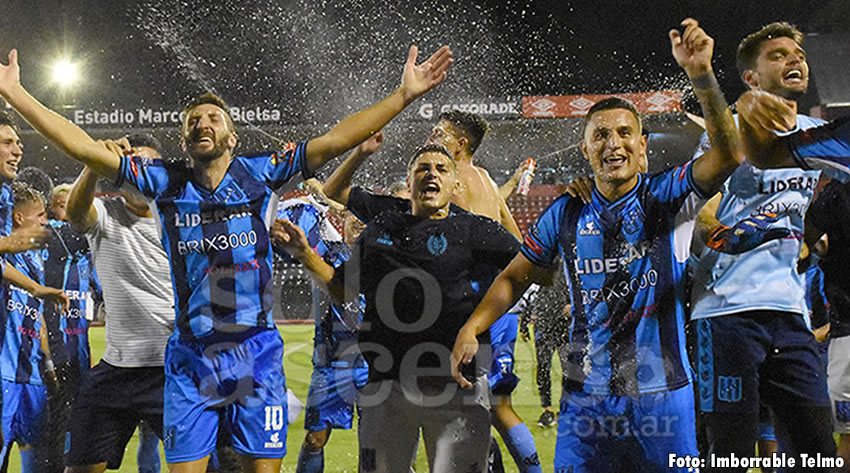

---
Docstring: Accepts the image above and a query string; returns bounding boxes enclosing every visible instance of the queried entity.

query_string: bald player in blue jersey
[452,19,744,473]
[0,43,451,471]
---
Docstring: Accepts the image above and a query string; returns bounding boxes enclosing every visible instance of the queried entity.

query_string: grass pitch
[9,323,562,472]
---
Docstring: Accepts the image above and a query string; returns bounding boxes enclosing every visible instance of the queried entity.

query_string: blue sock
[296,444,324,473]
[504,424,541,473]
[19,448,36,473]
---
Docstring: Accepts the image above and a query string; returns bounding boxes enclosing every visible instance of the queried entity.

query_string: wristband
[44,359,55,372]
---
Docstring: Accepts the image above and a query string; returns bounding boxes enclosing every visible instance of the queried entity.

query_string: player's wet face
[14,200,46,230]
[748,37,809,100]
[408,152,457,214]
[181,103,236,162]
[427,120,463,157]
[0,125,23,181]
[581,108,646,188]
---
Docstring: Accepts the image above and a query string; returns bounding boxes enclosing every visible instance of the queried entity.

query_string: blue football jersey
[45,220,92,372]
[0,182,13,238]
[115,142,310,339]
[522,162,705,396]
[0,181,15,348]
[276,196,363,368]
[2,250,46,385]
[787,116,850,182]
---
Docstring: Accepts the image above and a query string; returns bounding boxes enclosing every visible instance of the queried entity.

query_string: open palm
[400,45,453,102]
[0,49,21,95]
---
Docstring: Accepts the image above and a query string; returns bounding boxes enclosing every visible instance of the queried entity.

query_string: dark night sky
[1,0,848,181]
[2,0,845,115]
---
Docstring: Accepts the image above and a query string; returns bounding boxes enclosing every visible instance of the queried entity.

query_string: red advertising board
[522,90,683,118]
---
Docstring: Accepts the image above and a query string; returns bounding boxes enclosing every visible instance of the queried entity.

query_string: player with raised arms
[0,42,452,472]
[451,19,743,472]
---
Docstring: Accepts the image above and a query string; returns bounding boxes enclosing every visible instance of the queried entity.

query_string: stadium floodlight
[52,59,78,88]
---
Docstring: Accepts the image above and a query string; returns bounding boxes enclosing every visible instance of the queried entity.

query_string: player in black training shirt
[273,144,519,473]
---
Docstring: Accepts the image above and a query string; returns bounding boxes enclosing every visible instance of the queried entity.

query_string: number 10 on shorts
[264,405,284,431]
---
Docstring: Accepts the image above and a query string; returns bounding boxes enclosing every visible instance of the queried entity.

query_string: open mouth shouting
[421,180,441,199]
[783,68,806,86]
[602,154,628,169]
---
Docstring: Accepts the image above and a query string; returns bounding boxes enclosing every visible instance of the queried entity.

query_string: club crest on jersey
[717,376,742,403]
[427,234,448,255]
[579,220,601,236]
[214,182,247,203]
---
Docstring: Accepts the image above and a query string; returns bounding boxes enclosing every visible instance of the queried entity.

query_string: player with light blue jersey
[0,43,452,471]
[276,194,368,473]
[688,22,839,471]
[452,19,744,473]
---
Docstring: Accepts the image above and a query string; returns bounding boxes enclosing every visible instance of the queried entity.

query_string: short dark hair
[737,22,804,78]
[183,92,235,131]
[0,110,20,135]
[583,97,642,134]
[127,133,162,152]
[438,110,490,155]
[406,144,456,171]
[12,181,45,210]
[15,167,54,203]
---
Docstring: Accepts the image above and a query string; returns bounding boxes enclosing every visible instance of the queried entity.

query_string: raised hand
[0,49,21,96]
[737,90,797,134]
[270,218,311,259]
[97,137,134,157]
[669,18,714,78]
[399,45,453,103]
[359,131,384,155]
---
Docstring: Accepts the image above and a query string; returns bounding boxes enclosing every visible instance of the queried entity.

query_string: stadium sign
[416,98,521,120]
[522,90,682,118]
[68,106,284,127]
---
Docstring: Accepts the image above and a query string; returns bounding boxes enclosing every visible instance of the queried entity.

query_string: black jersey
[342,187,519,382]
[807,180,850,336]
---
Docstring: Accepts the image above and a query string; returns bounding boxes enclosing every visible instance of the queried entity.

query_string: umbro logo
[264,432,283,449]
[579,221,600,236]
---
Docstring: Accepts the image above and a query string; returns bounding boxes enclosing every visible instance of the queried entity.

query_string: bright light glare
[52,59,79,87]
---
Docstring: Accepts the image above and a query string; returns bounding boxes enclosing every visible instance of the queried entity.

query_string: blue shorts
[304,363,368,432]
[695,311,830,414]
[1,380,47,448]
[488,312,519,395]
[163,328,287,463]
[555,384,697,473]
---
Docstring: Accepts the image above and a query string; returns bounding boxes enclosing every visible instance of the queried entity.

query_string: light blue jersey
[690,114,825,320]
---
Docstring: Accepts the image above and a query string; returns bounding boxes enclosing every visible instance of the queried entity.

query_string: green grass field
[9,324,563,472]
